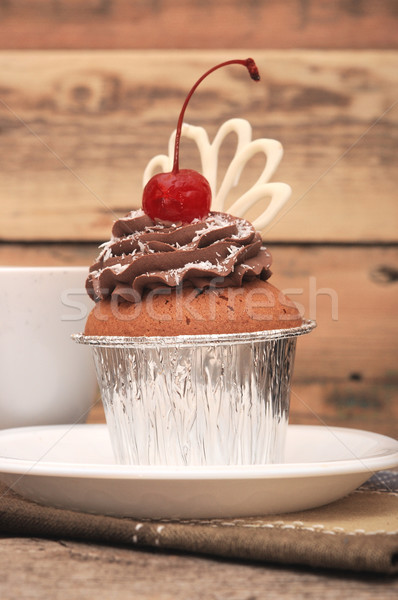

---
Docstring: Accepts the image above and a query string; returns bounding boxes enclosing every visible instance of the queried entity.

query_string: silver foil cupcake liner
[73,320,315,466]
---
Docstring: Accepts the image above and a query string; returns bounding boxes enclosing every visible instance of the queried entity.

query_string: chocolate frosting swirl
[87,210,272,303]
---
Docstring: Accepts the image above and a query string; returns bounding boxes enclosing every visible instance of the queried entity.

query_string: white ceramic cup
[0,266,97,429]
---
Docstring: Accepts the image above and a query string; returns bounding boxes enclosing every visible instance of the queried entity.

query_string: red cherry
[143,169,211,223]
[142,58,260,223]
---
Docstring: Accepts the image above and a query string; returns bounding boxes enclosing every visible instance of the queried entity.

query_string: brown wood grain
[290,382,398,439]
[0,0,398,49]
[1,243,397,379]
[2,538,397,600]
[0,50,397,243]
[0,243,96,267]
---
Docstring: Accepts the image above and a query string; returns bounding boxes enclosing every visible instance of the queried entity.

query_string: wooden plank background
[0,1,397,437]
[1,50,397,243]
[0,0,398,49]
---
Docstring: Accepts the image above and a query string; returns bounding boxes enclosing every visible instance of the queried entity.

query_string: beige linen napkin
[0,471,397,574]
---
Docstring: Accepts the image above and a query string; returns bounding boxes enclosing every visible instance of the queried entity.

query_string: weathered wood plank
[0,243,95,267]
[2,538,397,600]
[290,382,398,439]
[1,243,397,385]
[1,241,396,436]
[0,0,398,50]
[0,50,397,243]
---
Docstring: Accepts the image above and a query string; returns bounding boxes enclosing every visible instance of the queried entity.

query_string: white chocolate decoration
[143,118,291,230]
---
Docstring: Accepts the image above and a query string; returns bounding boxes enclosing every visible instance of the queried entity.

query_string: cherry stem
[172,58,260,174]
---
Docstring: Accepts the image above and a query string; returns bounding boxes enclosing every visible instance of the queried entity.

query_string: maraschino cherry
[142,58,260,223]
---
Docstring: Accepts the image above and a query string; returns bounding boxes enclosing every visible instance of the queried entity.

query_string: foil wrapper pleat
[74,321,315,466]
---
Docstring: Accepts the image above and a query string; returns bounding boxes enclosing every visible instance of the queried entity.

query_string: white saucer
[0,424,397,519]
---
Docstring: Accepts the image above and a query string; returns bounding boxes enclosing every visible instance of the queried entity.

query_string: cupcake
[84,210,303,337]
[74,59,315,466]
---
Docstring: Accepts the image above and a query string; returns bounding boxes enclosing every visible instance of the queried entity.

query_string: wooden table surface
[0,536,397,599]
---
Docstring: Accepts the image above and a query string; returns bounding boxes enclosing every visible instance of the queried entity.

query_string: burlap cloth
[0,471,397,574]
